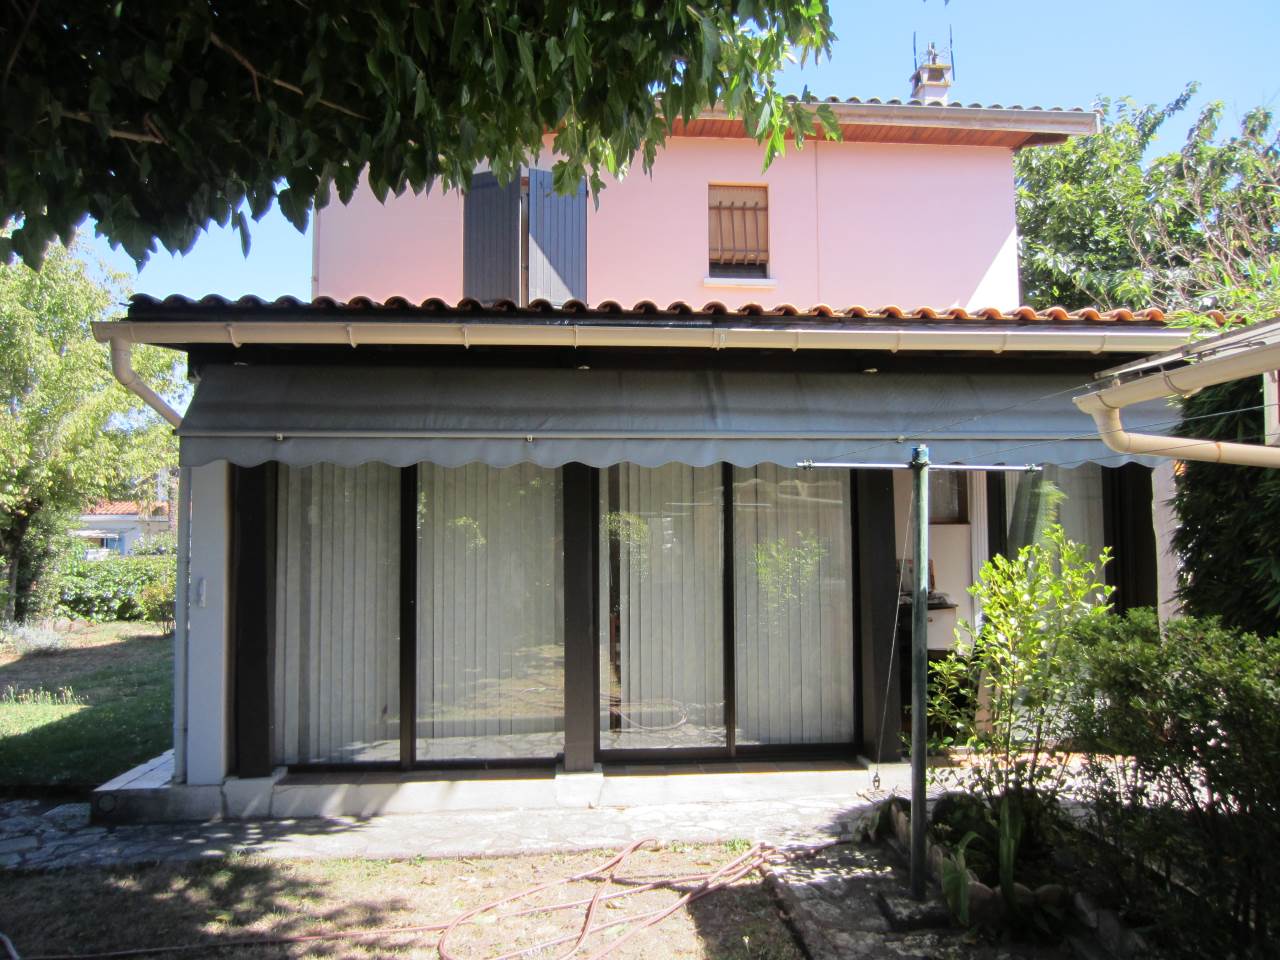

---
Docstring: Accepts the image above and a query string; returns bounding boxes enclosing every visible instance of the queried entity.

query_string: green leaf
[516,33,537,92]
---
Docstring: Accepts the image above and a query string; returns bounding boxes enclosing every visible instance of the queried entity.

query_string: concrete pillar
[184,461,231,785]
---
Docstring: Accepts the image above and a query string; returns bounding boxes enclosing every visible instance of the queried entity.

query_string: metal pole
[910,444,930,898]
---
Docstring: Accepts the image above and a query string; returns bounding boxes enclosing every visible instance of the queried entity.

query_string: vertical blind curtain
[1045,465,1107,562]
[1004,465,1107,560]
[272,463,401,765]
[708,185,768,265]
[733,466,855,745]
[598,464,725,750]
[416,463,565,760]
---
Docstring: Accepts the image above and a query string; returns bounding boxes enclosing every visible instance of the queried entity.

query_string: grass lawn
[0,621,171,789]
[0,844,801,959]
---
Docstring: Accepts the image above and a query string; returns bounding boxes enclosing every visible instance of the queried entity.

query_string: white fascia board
[94,320,1189,355]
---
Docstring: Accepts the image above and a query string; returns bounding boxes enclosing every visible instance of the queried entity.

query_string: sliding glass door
[598,463,856,757]
[273,463,402,764]
[733,466,855,745]
[599,464,725,750]
[415,463,565,760]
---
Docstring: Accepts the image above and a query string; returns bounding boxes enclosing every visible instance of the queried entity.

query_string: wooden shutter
[528,169,587,305]
[463,173,521,303]
[708,185,768,266]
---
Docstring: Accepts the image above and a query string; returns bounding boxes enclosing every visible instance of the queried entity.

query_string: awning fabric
[178,364,1178,469]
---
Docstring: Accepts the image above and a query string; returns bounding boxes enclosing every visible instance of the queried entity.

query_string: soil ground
[0,842,802,959]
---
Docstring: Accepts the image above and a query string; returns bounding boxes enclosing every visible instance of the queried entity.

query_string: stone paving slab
[764,841,1076,960]
[0,792,897,872]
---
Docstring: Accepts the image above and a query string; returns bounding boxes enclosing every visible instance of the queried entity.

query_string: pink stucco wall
[314,138,1021,310]
[313,175,464,303]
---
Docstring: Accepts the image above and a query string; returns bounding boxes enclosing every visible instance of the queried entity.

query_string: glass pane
[733,465,855,745]
[1044,464,1106,558]
[928,471,968,524]
[273,463,401,764]
[599,464,725,750]
[416,463,564,761]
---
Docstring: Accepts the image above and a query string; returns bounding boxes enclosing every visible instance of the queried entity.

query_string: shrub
[1069,610,1280,957]
[928,524,1112,930]
[930,524,1113,805]
[0,622,66,655]
[52,554,174,622]
[139,577,176,630]
[131,530,177,556]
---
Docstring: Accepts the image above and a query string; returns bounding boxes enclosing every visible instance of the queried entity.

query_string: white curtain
[733,465,854,745]
[598,464,724,749]
[416,463,564,760]
[273,463,401,764]
[1044,464,1107,563]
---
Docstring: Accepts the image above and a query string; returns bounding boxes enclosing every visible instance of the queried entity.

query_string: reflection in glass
[733,465,854,745]
[416,463,564,760]
[599,464,725,749]
[273,463,401,764]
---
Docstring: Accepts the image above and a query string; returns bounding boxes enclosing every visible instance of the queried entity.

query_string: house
[72,500,170,559]
[90,66,1191,821]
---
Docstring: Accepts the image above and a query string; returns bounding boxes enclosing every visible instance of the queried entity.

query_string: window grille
[708,185,768,278]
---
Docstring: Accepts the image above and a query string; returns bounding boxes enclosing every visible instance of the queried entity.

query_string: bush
[138,577,175,629]
[131,530,177,556]
[52,554,174,622]
[1069,610,1280,956]
[0,622,66,655]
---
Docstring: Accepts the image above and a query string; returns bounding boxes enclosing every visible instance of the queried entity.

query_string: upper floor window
[708,185,768,279]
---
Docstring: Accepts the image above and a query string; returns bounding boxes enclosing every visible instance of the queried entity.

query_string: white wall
[184,461,231,785]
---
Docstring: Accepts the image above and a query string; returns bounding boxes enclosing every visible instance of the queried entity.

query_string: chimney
[909,42,952,103]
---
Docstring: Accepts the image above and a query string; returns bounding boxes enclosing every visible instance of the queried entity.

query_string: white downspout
[173,466,191,783]
[110,338,183,428]
[1074,341,1280,468]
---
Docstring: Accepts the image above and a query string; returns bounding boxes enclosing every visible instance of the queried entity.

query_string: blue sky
[85,0,1279,304]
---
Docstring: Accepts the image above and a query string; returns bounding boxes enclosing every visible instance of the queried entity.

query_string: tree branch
[3,0,41,91]
[208,31,367,120]
[62,110,164,144]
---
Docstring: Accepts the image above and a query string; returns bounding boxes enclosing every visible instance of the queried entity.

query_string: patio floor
[4,759,920,871]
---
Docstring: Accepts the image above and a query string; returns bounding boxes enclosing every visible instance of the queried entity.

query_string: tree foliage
[1172,375,1280,636]
[0,241,180,618]
[1,1,837,268]
[1016,85,1280,325]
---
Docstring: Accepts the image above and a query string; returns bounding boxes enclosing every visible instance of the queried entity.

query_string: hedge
[54,555,175,622]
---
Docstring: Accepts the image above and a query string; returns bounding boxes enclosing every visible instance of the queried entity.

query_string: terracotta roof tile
[85,500,169,517]
[126,294,1182,328]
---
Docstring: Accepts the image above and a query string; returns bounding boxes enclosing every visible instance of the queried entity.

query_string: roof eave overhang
[688,101,1100,146]
[94,318,1188,355]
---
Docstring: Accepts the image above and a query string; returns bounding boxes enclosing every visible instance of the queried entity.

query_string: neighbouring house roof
[83,500,168,518]
[671,96,1100,149]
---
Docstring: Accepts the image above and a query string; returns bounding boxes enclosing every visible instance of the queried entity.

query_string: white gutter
[96,318,1189,430]
[1074,342,1280,467]
[109,338,182,428]
[95,319,1187,356]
